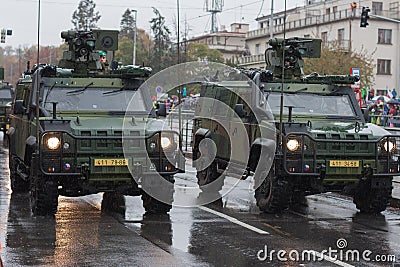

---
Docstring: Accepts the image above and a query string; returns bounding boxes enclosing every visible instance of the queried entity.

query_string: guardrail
[368,114,400,128]
[165,109,195,153]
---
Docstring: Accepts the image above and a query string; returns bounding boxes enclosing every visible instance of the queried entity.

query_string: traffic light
[0,29,5,43]
[360,6,370,27]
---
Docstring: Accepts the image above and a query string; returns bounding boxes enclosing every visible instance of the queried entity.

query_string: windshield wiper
[67,82,94,94]
[326,115,358,120]
[43,81,57,104]
[103,86,126,95]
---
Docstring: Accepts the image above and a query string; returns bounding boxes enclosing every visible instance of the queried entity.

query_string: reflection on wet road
[0,137,400,266]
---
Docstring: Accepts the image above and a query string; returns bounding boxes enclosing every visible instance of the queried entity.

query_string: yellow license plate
[329,160,359,168]
[94,159,128,166]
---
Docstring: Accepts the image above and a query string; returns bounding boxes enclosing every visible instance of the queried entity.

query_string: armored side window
[213,86,232,117]
[196,84,218,117]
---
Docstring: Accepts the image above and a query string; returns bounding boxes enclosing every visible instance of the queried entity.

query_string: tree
[186,43,224,63]
[71,0,101,31]
[115,30,153,66]
[120,9,135,39]
[303,41,375,90]
[150,8,171,72]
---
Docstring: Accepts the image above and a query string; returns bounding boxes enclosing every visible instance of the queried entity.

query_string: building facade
[239,0,400,95]
[187,23,249,65]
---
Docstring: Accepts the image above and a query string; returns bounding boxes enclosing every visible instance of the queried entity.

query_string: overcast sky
[1,0,305,48]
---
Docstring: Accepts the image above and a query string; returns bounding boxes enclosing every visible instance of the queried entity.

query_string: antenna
[204,0,224,33]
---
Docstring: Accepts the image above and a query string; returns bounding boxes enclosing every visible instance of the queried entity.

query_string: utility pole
[270,0,274,39]
[132,9,137,65]
[49,46,52,65]
[177,0,182,150]
[36,0,41,156]
[18,45,21,75]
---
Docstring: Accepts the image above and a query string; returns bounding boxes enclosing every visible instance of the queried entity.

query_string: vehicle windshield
[266,92,356,117]
[41,87,148,113]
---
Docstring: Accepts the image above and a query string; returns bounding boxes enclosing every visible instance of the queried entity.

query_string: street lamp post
[132,9,137,65]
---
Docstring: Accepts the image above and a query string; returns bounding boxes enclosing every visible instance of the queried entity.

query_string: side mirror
[156,102,167,117]
[13,100,26,115]
[234,104,246,118]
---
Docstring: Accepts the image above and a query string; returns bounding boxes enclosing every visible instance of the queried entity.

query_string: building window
[304,34,310,38]
[255,44,260,54]
[326,8,330,15]
[389,2,399,16]
[389,2,399,11]
[372,2,383,15]
[338,28,345,46]
[378,29,392,44]
[377,59,391,74]
[321,32,328,43]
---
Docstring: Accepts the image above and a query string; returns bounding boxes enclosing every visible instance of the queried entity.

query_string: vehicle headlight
[46,136,61,150]
[383,141,396,152]
[161,136,172,149]
[286,139,300,151]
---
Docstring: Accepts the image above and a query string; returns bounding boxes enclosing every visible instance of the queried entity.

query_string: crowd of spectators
[365,88,400,127]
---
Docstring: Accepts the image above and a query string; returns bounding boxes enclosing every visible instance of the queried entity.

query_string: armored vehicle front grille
[114,131,122,148]
[129,131,140,148]
[97,131,108,148]
[80,131,91,148]
[39,130,183,176]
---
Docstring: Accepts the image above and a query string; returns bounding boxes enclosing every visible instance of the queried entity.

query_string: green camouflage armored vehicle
[193,37,399,214]
[0,68,14,133]
[8,29,183,215]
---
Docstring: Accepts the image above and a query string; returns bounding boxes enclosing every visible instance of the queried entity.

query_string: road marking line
[311,251,355,267]
[200,207,356,267]
[199,206,269,235]
[263,223,291,237]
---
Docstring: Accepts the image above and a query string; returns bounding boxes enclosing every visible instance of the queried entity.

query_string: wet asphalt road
[1,136,400,267]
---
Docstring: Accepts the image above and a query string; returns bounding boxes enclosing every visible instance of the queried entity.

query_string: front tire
[353,178,392,213]
[196,155,225,193]
[102,192,126,214]
[30,179,59,216]
[30,156,59,216]
[255,169,290,213]
[141,175,174,214]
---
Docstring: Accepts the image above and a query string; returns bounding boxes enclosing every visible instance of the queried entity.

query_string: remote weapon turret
[58,29,119,74]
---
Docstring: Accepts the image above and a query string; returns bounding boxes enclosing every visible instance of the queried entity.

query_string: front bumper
[282,133,400,178]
